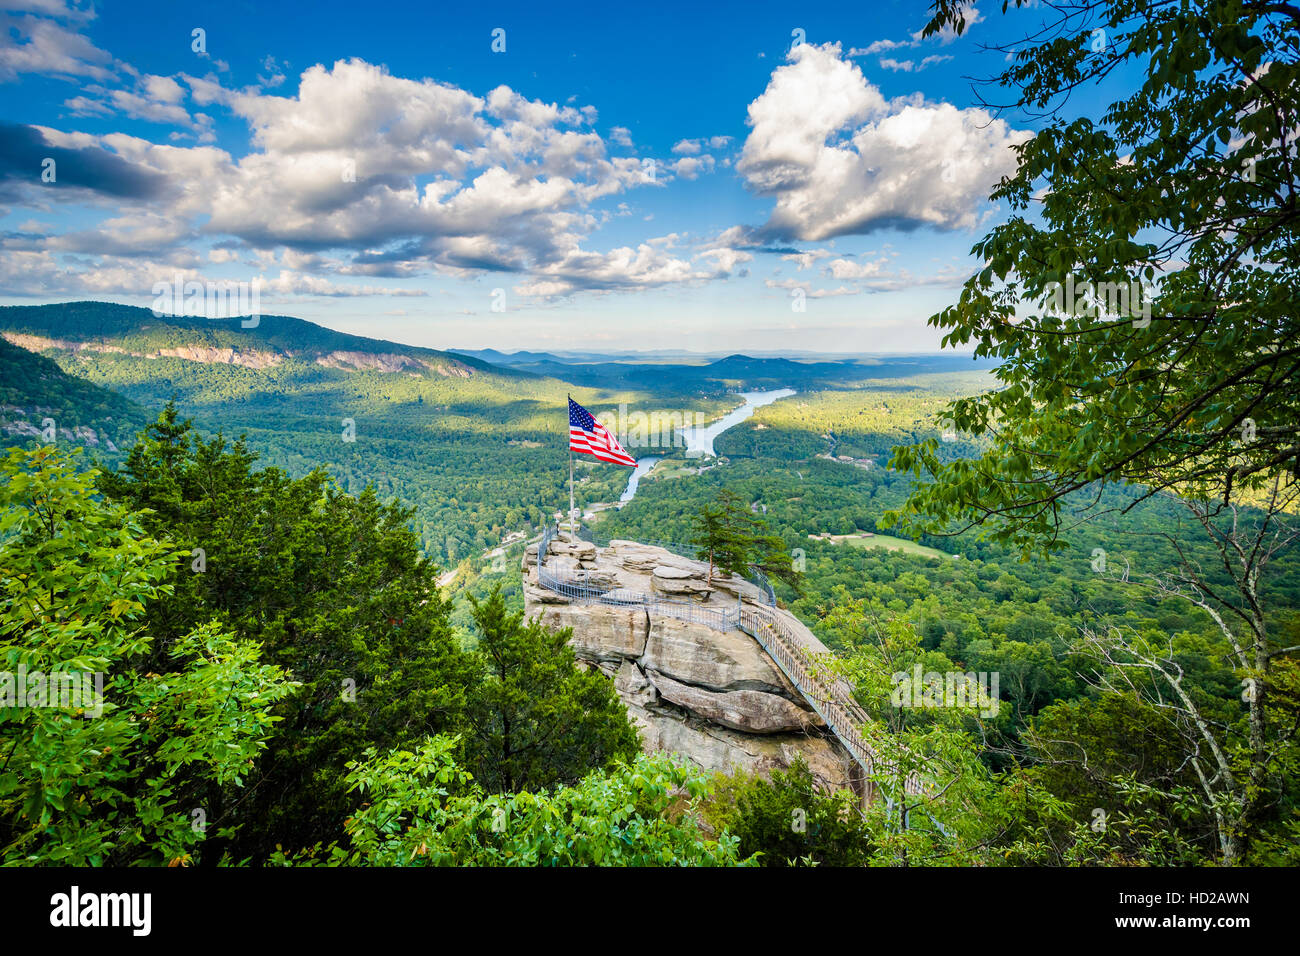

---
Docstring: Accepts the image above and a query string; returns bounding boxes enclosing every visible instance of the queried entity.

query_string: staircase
[737,604,922,798]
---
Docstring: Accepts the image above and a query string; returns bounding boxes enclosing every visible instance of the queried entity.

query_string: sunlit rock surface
[525,531,862,795]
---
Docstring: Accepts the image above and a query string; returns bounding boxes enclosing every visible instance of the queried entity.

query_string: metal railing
[739,606,924,798]
[538,526,740,630]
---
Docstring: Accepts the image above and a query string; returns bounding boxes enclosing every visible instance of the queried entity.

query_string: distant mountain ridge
[0,300,645,564]
[0,301,531,379]
[450,346,998,394]
[451,347,988,364]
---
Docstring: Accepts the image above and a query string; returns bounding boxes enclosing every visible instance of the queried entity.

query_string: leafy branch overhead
[891,0,1299,556]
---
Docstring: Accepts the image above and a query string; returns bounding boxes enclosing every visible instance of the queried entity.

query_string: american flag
[569,397,636,467]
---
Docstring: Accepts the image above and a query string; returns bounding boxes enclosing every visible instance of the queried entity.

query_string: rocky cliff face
[523,531,863,797]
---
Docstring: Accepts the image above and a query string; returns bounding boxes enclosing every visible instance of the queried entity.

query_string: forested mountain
[0,300,516,377]
[0,302,732,564]
[0,333,149,461]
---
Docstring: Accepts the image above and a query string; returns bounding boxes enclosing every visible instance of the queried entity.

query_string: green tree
[826,599,1005,865]
[715,759,874,867]
[883,0,1300,866]
[0,446,295,866]
[97,406,478,861]
[463,586,639,793]
[889,1,1299,553]
[690,489,800,590]
[1019,692,1214,864]
[277,735,749,866]
[691,490,753,583]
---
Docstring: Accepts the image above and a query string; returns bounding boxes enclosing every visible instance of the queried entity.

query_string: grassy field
[810,531,950,559]
[647,459,701,480]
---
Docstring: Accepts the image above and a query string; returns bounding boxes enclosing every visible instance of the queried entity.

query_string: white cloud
[7,33,901,305]
[15,56,716,298]
[512,239,710,298]
[850,40,908,56]
[699,236,753,274]
[260,269,426,297]
[738,43,1028,241]
[878,55,953,72]
[849,4,983,59]
[825,257,888,280]
[672,136,732,157]
[764,278,857,297]
[0,3,115,81]
[257,54,286,88]
[781,248,833,270]
[672,155,715,180]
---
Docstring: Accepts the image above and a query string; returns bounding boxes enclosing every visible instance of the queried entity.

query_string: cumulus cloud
[257,54,286,88]
[737,43,1028,241]
[512,240,710,298]
[8,19,996,307]
[671,136,733,157]
[0,122,169,200]
[879,57,914,72]
[848,4,983,58]
[672,155,715,180]
[698,228,754,274]
[48,211,195,257]
[0,2,115,82]
[69,74,216,138]
[5,51,747,300]
[879,54,953,72]
[849,40,901,56]
[758,249,968,296]
[260,269,427,297]
[765,278,857,298]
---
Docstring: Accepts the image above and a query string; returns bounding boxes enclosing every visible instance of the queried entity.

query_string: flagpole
[567,395,575,533]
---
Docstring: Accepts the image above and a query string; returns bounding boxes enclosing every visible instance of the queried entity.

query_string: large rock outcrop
[524,531,863,797]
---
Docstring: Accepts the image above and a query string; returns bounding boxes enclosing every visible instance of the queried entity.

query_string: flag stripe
[569,430,636,465]
[567,397,636,466]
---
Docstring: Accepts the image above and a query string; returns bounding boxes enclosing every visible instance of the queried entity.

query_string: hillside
[0,334,149,461]
[0,300,519,378]
[0,302,734,563]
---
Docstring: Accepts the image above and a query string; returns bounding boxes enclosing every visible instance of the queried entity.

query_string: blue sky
[0,0,1115,352]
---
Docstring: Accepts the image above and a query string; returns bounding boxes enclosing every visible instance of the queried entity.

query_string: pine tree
[690,490,755,584]
[690,489,801,591]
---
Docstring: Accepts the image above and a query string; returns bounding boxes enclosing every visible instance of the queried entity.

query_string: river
[618,388,795,503]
